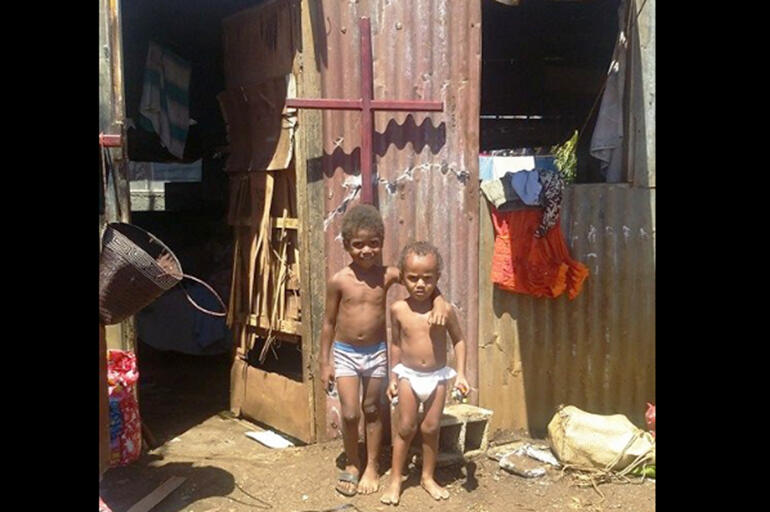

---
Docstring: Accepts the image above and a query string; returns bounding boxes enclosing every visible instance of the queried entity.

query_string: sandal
[335,471,359,497]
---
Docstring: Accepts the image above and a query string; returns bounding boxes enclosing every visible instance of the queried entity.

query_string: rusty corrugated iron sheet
[311,1,481,439]
[478,184,655,437]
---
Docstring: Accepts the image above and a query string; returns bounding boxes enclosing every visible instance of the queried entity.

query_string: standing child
[320,205,450,497]
[380,241,469,505]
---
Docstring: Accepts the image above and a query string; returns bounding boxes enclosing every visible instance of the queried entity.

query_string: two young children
[320,204,468,504]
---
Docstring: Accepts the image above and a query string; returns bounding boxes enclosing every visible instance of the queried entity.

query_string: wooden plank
[254,326,301,344]
[100,0,135,354]
[273,217,299,229]
[226,231,240,327]
[630,0,655,189]
[230,350,247,415]
[285,293,301,320]
[125,477,186,512]
[243,314,301,335]
[241,365,312,442]
[257,173,275,322]
[286,262,300,290]
[294,0,327,443]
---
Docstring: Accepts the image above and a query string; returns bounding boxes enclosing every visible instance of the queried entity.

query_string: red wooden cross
[286,17,444,204]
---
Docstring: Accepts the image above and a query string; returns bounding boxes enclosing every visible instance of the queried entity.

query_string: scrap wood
[226,232,240,327]
[256,173,275,322]
[260,207,293,362]
[125,476,186,512]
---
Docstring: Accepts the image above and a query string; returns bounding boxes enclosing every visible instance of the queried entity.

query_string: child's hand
[454,375,470,396]
[428,296,451,326]
[386,378,399,401]
[320,362,335,393]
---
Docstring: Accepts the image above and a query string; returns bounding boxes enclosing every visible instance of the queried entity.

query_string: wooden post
[295,0,328,442]
[100,0,135,353]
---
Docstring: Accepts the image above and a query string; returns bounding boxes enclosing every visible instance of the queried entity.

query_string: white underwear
[392,363,457,403]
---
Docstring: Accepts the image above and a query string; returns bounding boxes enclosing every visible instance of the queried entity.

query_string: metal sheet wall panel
[310,0,481,439]
[478,184,655,437]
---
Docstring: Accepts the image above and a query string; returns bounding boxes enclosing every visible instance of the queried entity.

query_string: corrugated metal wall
[299,0,654,440]
[307,0,481,438]
[478,184,655,437]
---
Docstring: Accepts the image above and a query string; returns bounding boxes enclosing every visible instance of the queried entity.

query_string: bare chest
[399,313,446,344]
[339,280,386,307]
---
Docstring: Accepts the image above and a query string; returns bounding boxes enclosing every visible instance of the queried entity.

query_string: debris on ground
[100,416,655,512]
[486,441,525,461]
[245,429,294,449]
[125,476,186,512]
[521,443,561,467]
[487,441,560,470]
[498,451,547,478]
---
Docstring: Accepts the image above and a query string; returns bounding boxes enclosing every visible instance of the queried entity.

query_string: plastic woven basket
[99,223,183,325]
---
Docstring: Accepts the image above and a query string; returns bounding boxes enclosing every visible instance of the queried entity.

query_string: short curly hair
[341,204,385,248]
[398,240,443,276]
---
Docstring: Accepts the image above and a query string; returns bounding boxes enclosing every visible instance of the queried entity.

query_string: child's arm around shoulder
[385,265,450,326]
[429,291,451,326]
[384,265,401,290]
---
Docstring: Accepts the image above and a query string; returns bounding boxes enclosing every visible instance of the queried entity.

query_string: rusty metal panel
[478,184,655,437]
[309,0,481,439]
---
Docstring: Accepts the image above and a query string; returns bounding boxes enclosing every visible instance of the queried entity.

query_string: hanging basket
[99,223,184,325]
[99,222,228,326]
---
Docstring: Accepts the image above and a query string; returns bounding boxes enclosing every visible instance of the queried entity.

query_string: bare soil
[100,344,654,512]
[100,414,654,512]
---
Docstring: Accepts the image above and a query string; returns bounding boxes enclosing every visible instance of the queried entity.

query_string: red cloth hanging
[107,350,142,467]
[491,208,588,299]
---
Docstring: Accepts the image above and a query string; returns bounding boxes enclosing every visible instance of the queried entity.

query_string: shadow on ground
[100,457,247,512]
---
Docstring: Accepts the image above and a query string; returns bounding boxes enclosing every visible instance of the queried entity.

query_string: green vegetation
[551,130,578,184]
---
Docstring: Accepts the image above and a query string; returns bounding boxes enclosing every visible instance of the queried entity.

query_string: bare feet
[335,466,359,497]
[380,476,402,506]
[421,477,449,500]
[357,464,380,494]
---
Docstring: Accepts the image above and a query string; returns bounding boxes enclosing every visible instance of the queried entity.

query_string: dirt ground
[100,413,655,512]
[100,344,654,512]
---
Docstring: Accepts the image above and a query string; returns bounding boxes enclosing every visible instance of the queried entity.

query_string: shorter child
[381,241,469,506]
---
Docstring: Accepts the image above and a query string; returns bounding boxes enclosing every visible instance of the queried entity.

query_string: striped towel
[138,41,191,159]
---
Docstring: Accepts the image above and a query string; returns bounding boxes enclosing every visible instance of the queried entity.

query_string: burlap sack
[547,405,655,471]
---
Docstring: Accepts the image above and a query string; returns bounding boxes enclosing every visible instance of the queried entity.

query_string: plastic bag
[546,405,655,471]
[107,350,142,466]
[645,402,656,439]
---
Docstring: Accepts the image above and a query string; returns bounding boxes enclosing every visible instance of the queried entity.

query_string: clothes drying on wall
[490,207,589,300]
[480,167,565,238]
[138,41,192,160]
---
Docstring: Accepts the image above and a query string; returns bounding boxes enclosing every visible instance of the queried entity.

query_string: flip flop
[335,471,359,497]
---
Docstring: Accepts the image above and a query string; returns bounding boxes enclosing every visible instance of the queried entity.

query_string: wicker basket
[99,223,183,325]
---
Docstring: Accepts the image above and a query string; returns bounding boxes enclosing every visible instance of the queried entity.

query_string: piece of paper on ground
[245,430,293,449]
